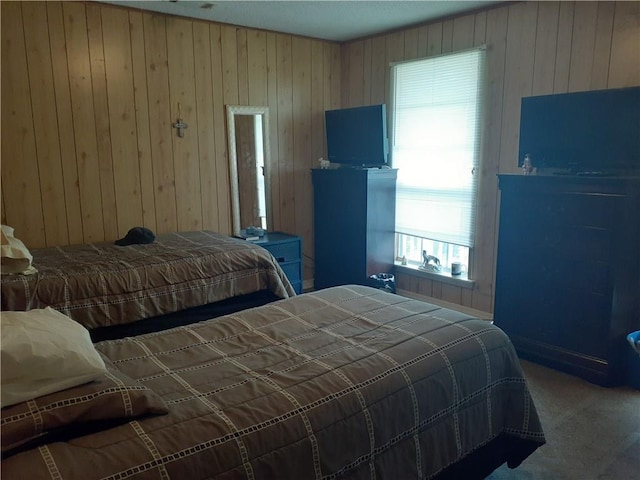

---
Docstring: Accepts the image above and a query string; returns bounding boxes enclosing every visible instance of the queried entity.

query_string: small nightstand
[251,232,303,294]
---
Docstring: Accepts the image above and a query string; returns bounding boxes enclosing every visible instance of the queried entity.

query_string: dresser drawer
[494,282,610,357]
[499,256,611,296]
[516,192,622,229]
[500,224,613,263]
[494,284,560,344]
[538,225,612,261]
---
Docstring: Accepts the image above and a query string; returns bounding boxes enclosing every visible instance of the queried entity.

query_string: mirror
[226,106,272,237]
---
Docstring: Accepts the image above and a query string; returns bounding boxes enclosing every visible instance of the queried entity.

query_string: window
[390,48,485,275]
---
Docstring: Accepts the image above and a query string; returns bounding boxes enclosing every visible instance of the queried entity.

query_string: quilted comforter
[1,285,545,479]
[0,231,295,329]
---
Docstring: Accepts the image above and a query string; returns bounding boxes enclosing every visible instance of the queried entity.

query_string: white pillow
[0,225,37,275]
[1,307,106,407]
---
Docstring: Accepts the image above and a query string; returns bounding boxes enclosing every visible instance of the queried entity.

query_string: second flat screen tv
[325,104,388,168]
[518,86,640,175]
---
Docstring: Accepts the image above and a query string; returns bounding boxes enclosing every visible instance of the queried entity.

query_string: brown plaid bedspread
[0,231,295,329]
[1,285,545,479]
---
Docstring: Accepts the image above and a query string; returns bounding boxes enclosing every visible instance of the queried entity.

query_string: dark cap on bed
[115,227,155,246]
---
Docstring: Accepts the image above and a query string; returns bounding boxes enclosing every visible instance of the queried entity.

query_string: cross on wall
[172,103,188,137]
[172,118,188,137]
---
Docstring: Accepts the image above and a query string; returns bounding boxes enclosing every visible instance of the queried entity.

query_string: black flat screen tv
[325,104,388,168]
[518,86,640,175]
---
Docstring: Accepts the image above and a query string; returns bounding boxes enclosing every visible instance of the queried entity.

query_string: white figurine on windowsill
[318,157,331,169]
[522,153,537,175]
[419,250,442,272]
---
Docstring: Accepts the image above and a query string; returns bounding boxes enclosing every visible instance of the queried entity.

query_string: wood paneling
[568,1,599,92]
[167,18,203,232]
[370,36,387,105]
[211,24,232,234]
[1,1,45,246]
[1,1,638,308]
[554,2,576,93]
[609,1,640,87]
[591,2,615,90]
[144,13,178,234]
[86,3,118,241]
[532,2,560,95]
[47,2,84,245]
[265,32,280,232]
[340,1,640,313]
[65,2,105,243]
[473,5,508,314]
[275,34,295,234]
[22,2,69,247]
[291,37,313,260]
[308,39,327,278]
[102,6,144,235]
[192,21,217,231]
[1,1,340,272]
[130,11,158,233]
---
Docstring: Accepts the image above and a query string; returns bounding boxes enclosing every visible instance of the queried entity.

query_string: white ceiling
[101,0,504,42]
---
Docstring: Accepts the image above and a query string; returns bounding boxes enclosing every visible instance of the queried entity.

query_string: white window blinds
[391,48,485,247]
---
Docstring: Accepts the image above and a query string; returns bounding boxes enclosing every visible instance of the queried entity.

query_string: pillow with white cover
[0,224,37,275]
[1,307,106,407]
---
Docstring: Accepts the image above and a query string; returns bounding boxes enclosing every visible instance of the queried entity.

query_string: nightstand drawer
[253,232,303,294]
[281,261,302,294]
[262,240,301,263]
[280,260,301,280]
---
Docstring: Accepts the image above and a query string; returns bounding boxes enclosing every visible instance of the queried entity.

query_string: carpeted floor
[486,360,640,480]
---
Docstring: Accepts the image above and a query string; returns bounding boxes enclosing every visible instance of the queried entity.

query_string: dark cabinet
[494,174,640,386]
[312,168,397,290]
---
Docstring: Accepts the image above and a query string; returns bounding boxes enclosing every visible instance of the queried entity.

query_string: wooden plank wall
[0,1,341,285]
[2,1,638,309]
[341,1,640,313]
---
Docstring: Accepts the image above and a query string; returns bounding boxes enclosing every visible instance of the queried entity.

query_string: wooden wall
[341,1,640,313]
[0,1,341,285]
[2,1,639,311]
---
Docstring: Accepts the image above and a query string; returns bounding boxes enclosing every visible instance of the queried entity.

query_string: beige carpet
[486,360,640,480]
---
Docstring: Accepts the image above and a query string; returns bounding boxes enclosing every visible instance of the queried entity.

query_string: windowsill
[394,262,475,289]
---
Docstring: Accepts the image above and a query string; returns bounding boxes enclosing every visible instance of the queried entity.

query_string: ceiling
[101,0,504,42]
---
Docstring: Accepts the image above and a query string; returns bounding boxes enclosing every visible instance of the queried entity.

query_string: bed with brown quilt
[1,285,545,479]
[1,230,295,340]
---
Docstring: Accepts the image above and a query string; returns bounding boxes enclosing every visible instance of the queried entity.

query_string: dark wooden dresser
[494,174,640,386]
[311,168,397,290]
